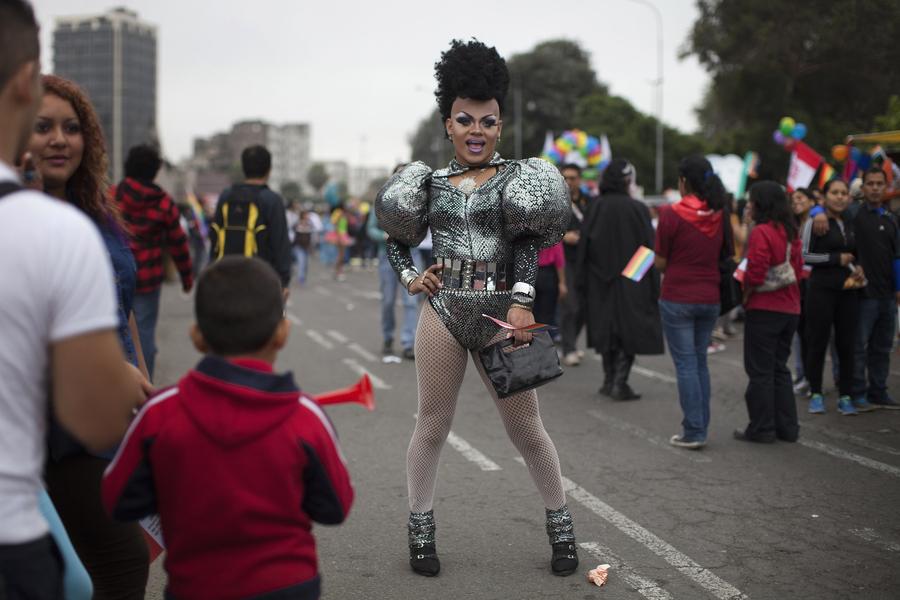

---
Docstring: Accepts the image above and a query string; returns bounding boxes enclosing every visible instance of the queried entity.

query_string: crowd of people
[2,1,899,598]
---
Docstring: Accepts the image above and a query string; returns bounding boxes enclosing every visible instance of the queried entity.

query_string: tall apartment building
[53,8,157,182]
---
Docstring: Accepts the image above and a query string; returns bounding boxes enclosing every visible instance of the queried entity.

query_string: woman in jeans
[735,182,803,443]
[654,155,730,449]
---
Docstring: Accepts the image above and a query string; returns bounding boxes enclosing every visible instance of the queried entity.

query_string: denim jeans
[132,287,162,380]
[379,250,420,350]
[852,296,897,401]
[659,300,720,442]
[293,246,309,285]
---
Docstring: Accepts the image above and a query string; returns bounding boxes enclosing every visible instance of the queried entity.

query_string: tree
[409,108,454,166]
[574,93,708,191]
[683,0,900,177]
[501,40,605,159]
[306,163,329,197]
[874,96,900,132]
[280,181,301,202]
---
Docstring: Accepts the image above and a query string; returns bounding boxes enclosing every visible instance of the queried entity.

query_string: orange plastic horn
[313,374,375,411]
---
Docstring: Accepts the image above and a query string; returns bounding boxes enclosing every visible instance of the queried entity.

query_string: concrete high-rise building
[189,120,311,198]
[53,7,158,182]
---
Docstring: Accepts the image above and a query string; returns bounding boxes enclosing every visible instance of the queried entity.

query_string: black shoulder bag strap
[0,181,24,200]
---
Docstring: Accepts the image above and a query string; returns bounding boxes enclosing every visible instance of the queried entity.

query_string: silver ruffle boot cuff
[408,510,436,547]
[545,505,576,545]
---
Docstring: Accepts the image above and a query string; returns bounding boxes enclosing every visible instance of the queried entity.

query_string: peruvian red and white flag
[786,141,822,193]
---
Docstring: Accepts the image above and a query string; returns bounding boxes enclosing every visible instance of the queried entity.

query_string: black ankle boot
[546,506,578,576]
[610,353,641,400]
[599,352,615,396]
[408,510,440,577]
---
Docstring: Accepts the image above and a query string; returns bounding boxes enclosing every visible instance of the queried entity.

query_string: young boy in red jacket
[102,256,353,600]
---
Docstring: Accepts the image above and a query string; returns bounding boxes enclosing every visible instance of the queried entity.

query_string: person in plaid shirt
[115,144,193,379]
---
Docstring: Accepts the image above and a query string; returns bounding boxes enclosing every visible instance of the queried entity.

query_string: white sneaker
[563,352,581,366]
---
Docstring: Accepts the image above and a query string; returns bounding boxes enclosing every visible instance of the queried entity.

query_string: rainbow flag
[622,245,655,282]
[818,163,836,189]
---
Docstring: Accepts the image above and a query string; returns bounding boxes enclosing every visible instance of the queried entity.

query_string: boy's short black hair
[196,257,284,355]
[560,163,582,175]
[0,0,40,90]
[863,166,886,182]
[124,144,162,181]
[241,145,271,179]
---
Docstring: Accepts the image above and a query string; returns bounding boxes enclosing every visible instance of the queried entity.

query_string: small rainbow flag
[622,245,655,282]
[818,163,836,189]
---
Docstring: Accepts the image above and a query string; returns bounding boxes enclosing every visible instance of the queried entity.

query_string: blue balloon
[324,182,341,207]
[792,123,807,140]
[850,146,863,163]
[857,153,872,171]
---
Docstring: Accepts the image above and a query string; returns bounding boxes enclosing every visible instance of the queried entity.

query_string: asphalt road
[145,259,900,600]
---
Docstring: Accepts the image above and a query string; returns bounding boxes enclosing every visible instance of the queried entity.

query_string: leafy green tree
[409,109,454,167]
[501,40,605,158]
[873,96,900,132]
[574,93,708,190]
[280,181,301,202]
[306,163,329,197]
[683,0,900,176]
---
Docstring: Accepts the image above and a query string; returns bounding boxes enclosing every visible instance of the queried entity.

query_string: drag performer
[375,39,576,578]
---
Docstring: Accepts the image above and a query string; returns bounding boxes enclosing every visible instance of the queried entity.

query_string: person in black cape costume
[576,159,664,399]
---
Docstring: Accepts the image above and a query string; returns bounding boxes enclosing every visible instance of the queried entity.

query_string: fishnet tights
[407,302,566,513]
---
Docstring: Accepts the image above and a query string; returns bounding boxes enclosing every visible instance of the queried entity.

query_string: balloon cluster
[541,129,606,179]
[772,117,807,148]
[830,144,874,171]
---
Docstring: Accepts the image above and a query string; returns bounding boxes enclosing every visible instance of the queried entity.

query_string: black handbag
[477,330,563,399]
[718,207,741,316]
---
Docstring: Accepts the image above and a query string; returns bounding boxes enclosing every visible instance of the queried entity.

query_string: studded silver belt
[435,257,513,291]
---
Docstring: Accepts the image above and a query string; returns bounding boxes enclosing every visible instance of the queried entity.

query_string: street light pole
[627,0,664,193]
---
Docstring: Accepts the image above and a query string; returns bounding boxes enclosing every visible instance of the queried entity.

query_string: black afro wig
[434,39,510,122]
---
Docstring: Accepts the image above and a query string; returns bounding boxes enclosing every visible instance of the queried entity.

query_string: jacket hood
[179,356,301,447]
[117,177,167,208]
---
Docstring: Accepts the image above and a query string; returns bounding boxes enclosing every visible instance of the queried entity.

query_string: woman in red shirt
[735,182,803,443]
[654,156,729,449]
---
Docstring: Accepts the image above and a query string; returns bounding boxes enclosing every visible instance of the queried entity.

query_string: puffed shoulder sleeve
[502,158,569,249]
[374,161,432,247]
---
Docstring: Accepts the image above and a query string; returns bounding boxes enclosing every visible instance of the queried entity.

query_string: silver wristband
[511,282,536,299]
[400,268,420,291]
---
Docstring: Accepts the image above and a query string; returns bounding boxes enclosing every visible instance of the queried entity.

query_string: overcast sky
[34,0,709,168]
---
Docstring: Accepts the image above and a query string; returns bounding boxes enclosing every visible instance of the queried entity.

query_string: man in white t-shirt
[0,2,144,597]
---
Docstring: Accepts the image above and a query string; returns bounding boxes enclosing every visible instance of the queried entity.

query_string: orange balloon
[831,145,849,162]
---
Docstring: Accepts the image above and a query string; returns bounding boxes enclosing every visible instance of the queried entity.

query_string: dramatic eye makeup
[453,112,499,128]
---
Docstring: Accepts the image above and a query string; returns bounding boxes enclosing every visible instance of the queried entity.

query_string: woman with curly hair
[376,39,577,578]
[27,74,150,599]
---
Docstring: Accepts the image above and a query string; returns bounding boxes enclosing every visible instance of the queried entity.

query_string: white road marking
[446,432,502,471]
[802,422,900,457]
[305,329,334,350]
[286,312,302,326]
[849,528,900,552]
[798,439,900,479]
[342,358,391,390]
[412,414,502,472]
[314,285,332,296]
[579,542,675,600]
[347,342,377,363]
[632,365,678,385]
[326,330,349,343]
[351,289,382,301]
[345,303,355,311]
[587,410,711,463]
[515,458,747,600]
[708,355,744,370]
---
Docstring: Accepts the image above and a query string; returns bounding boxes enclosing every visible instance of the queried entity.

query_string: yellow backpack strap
[211,202,229,259]
[245,203,265,257]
